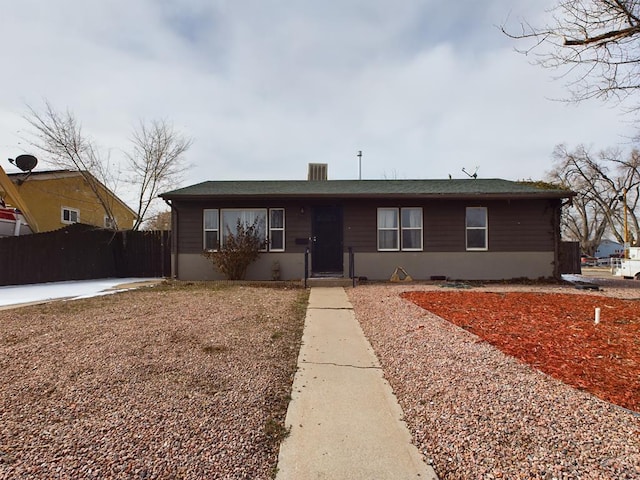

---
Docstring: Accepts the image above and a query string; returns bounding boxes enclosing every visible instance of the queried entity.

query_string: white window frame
[466,207,488,251]
[61,206,80,224]
[378,207,424,251]
[269,208,285,252]
[221,208,268,252]
[377,208,400,251]
[400,207,423,251]
[203,209,219,251]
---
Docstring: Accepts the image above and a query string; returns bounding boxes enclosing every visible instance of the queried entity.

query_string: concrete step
[306,277,356,288]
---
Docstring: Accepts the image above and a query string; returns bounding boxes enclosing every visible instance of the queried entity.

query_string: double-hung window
[269,208,285,251]
[466,207,488,250]
[401,208,423,250]
[203,209,219,251]
[378,207,423,251]
[378,208,399,250]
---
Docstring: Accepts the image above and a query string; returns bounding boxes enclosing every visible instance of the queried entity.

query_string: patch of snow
[0,278,161,307]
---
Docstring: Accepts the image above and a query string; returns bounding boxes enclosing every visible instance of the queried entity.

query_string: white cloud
[0,0,636,199]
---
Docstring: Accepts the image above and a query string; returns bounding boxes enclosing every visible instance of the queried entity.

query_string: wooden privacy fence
[559,241,581,274]
[0,224,171,286]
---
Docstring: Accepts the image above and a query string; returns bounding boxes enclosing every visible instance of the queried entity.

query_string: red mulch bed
[401,291,640,412]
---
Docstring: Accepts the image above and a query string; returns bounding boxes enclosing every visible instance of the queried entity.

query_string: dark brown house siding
[488,199,558,252]
[285,205,311,253]
[173,197,559,256]
[342,198,558,253]
[342,201,375,251]
[173,200,313,254]
[174,202,204,254]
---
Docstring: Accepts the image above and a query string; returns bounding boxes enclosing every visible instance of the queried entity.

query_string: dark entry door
[311,206,343,275]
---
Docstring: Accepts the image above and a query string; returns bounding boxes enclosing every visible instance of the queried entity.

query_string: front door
[311,205,343,275]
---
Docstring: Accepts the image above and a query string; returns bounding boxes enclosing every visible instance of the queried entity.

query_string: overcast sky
[1,0,637,206]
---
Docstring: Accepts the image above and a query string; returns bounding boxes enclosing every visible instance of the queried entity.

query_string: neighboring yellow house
[8,170,137,232]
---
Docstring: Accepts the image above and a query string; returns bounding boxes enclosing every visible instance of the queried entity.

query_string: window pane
[204,210,218,229]
[270,209,284,228]
[62,209,79,223]
[205,231,219,250]
[402,230,421,249]
[466,207,486,228]
[467,229,486,249]
[401,208,421,228]
[270,230,284,250]
[378,230,398,250]
[222,209,267,244]
[378,209,398,228]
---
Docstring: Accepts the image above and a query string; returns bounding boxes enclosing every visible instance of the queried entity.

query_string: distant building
[595,239,623,258]
[8,170,136,232]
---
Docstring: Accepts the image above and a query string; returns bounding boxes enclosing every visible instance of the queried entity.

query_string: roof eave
[161,192,574,201]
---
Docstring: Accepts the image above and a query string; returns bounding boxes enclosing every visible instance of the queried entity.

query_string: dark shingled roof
[161,179,573,200]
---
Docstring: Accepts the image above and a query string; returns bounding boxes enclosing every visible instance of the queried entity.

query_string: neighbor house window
[61,207,79,224]
[269,208,285,251]
[104,216,117,229]
[466,207,488,250]
[221,209,267,250]
[203,209,219,251]
[378,208,399,251]
[401,208,423,250]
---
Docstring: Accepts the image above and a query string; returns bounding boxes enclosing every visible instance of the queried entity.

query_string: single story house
[160,165,574,281]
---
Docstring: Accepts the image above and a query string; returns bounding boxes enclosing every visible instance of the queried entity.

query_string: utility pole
[623,188,629,258]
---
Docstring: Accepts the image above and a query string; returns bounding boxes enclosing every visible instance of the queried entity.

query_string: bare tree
[503,1,640,106]
[144,210,172,231]
[126,119,192,230]
[547,148,608,254]
[547,144,640,251]
[24,102,191,231]
[604,148,640,243]
[24,101,119,226]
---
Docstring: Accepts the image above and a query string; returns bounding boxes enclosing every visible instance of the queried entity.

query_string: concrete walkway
[276,287,438,480]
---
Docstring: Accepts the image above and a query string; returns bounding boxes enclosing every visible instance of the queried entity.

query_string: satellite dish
[9,154,38,172]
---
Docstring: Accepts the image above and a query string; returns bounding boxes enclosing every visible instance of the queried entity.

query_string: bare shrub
[203,218,266,280]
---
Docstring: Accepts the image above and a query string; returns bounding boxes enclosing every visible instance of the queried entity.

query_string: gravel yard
[4,277,639,480]
[348,282,640,480]
[0,282,307,480]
